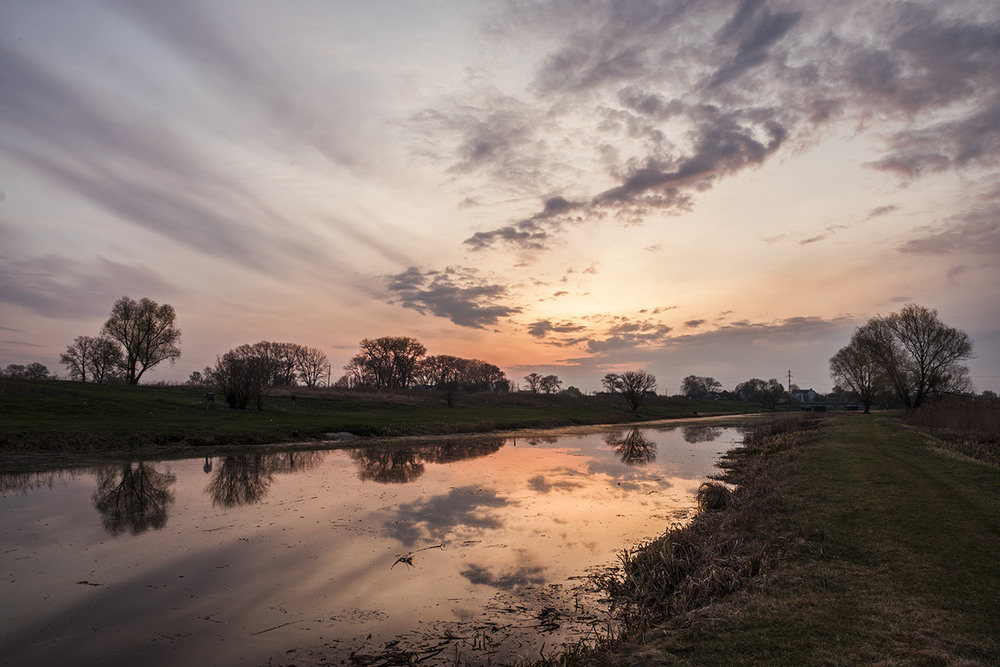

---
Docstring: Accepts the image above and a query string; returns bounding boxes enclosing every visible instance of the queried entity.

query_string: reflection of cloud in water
[386,486,508,546]
[527,475,584,493]
[460,563,547,591]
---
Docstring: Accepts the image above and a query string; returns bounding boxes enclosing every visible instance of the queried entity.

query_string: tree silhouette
[101,296,181,384]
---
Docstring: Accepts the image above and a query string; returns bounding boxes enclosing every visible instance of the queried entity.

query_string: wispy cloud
[422,1,1000,255]
[899,190,1000,257]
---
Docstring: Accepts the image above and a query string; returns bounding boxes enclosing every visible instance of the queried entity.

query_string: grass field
[0,377,753,457]
[569,412,1000,665]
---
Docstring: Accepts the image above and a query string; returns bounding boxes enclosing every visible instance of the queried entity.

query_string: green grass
[568,413,1000,665]
[0,377,753,454]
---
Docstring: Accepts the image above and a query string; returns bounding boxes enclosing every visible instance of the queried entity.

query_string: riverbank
[561,413,1000,665]
[0,378,754,470]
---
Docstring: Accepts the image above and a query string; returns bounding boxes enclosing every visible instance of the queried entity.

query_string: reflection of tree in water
[261,450,325,474]
[350,439,503,484]
[351,448,425,484]
[204,451,326,507]
[605,428,657,466]
[682,425,724,443]
[0,469,83,495]
[92,462,177,536]
[417,439,504,464]
[206,455,273,507]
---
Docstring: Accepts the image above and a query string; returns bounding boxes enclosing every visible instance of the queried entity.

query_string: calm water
[1,421,746,666]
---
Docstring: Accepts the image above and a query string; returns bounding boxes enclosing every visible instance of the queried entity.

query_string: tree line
[11,297,980,415]
[338,336,509,393]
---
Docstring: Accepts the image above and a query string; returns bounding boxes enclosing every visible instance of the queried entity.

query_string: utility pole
[787,369,792,390]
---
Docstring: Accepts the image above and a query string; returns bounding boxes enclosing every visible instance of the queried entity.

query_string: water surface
[1,421,745,665]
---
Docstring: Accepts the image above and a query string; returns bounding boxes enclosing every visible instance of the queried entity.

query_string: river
[0,420,748,666]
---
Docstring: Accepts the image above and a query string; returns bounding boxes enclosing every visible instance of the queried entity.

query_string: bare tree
[101,296,181,384]
[524,372,542,393]
[736,378,785,409]
[417,355,509,395]
[2,362,52,380]
[210,342,282,409]
[539,374,562,394]
[830,333,888,413]
[349,336,427,390]
[616,370,657,411]
[854,304,973,410]
[680,375,722,398]
[60,335,122,383]
[295,345,331,387]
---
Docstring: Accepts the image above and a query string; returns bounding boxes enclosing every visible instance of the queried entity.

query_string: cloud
[0,250,175,320]
[107,0,383,171]
[899,202,1000,257]
[553,313,853,372]
[685,319,706,328]
[0,43,339,274]
[867,205,899,219]
[464,195,585,251]
[410,83,561,196]
[527,319,588,341]
[382,266,523,329]
[424,1,1000,256]
[585,318,673,354]
[707,2,801,89]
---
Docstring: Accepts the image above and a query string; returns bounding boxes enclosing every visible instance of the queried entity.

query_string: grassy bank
[0,377,752,462]
[563,412,1000,665]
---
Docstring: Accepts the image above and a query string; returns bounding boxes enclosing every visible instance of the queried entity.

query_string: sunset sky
[2,0,999,394]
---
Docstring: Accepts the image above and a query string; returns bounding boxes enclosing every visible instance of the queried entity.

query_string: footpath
[600,414,1000,665]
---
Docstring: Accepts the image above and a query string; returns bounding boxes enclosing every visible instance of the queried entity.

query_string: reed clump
[594,414,818,631]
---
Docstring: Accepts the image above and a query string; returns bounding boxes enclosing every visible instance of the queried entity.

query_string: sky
[2,0,999,394]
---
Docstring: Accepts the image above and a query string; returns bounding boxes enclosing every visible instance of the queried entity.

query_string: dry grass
[695,481,732,511]
[589,416,816,638]
[905,396,1000,466]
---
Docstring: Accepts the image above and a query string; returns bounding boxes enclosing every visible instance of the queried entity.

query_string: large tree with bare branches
[854,304,972,409]
[101,296,181,385]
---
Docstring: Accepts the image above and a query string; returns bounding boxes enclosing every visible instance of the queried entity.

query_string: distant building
[790,387,818,403]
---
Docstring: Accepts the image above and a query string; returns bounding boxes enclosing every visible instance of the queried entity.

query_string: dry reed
[594,415,817,630]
